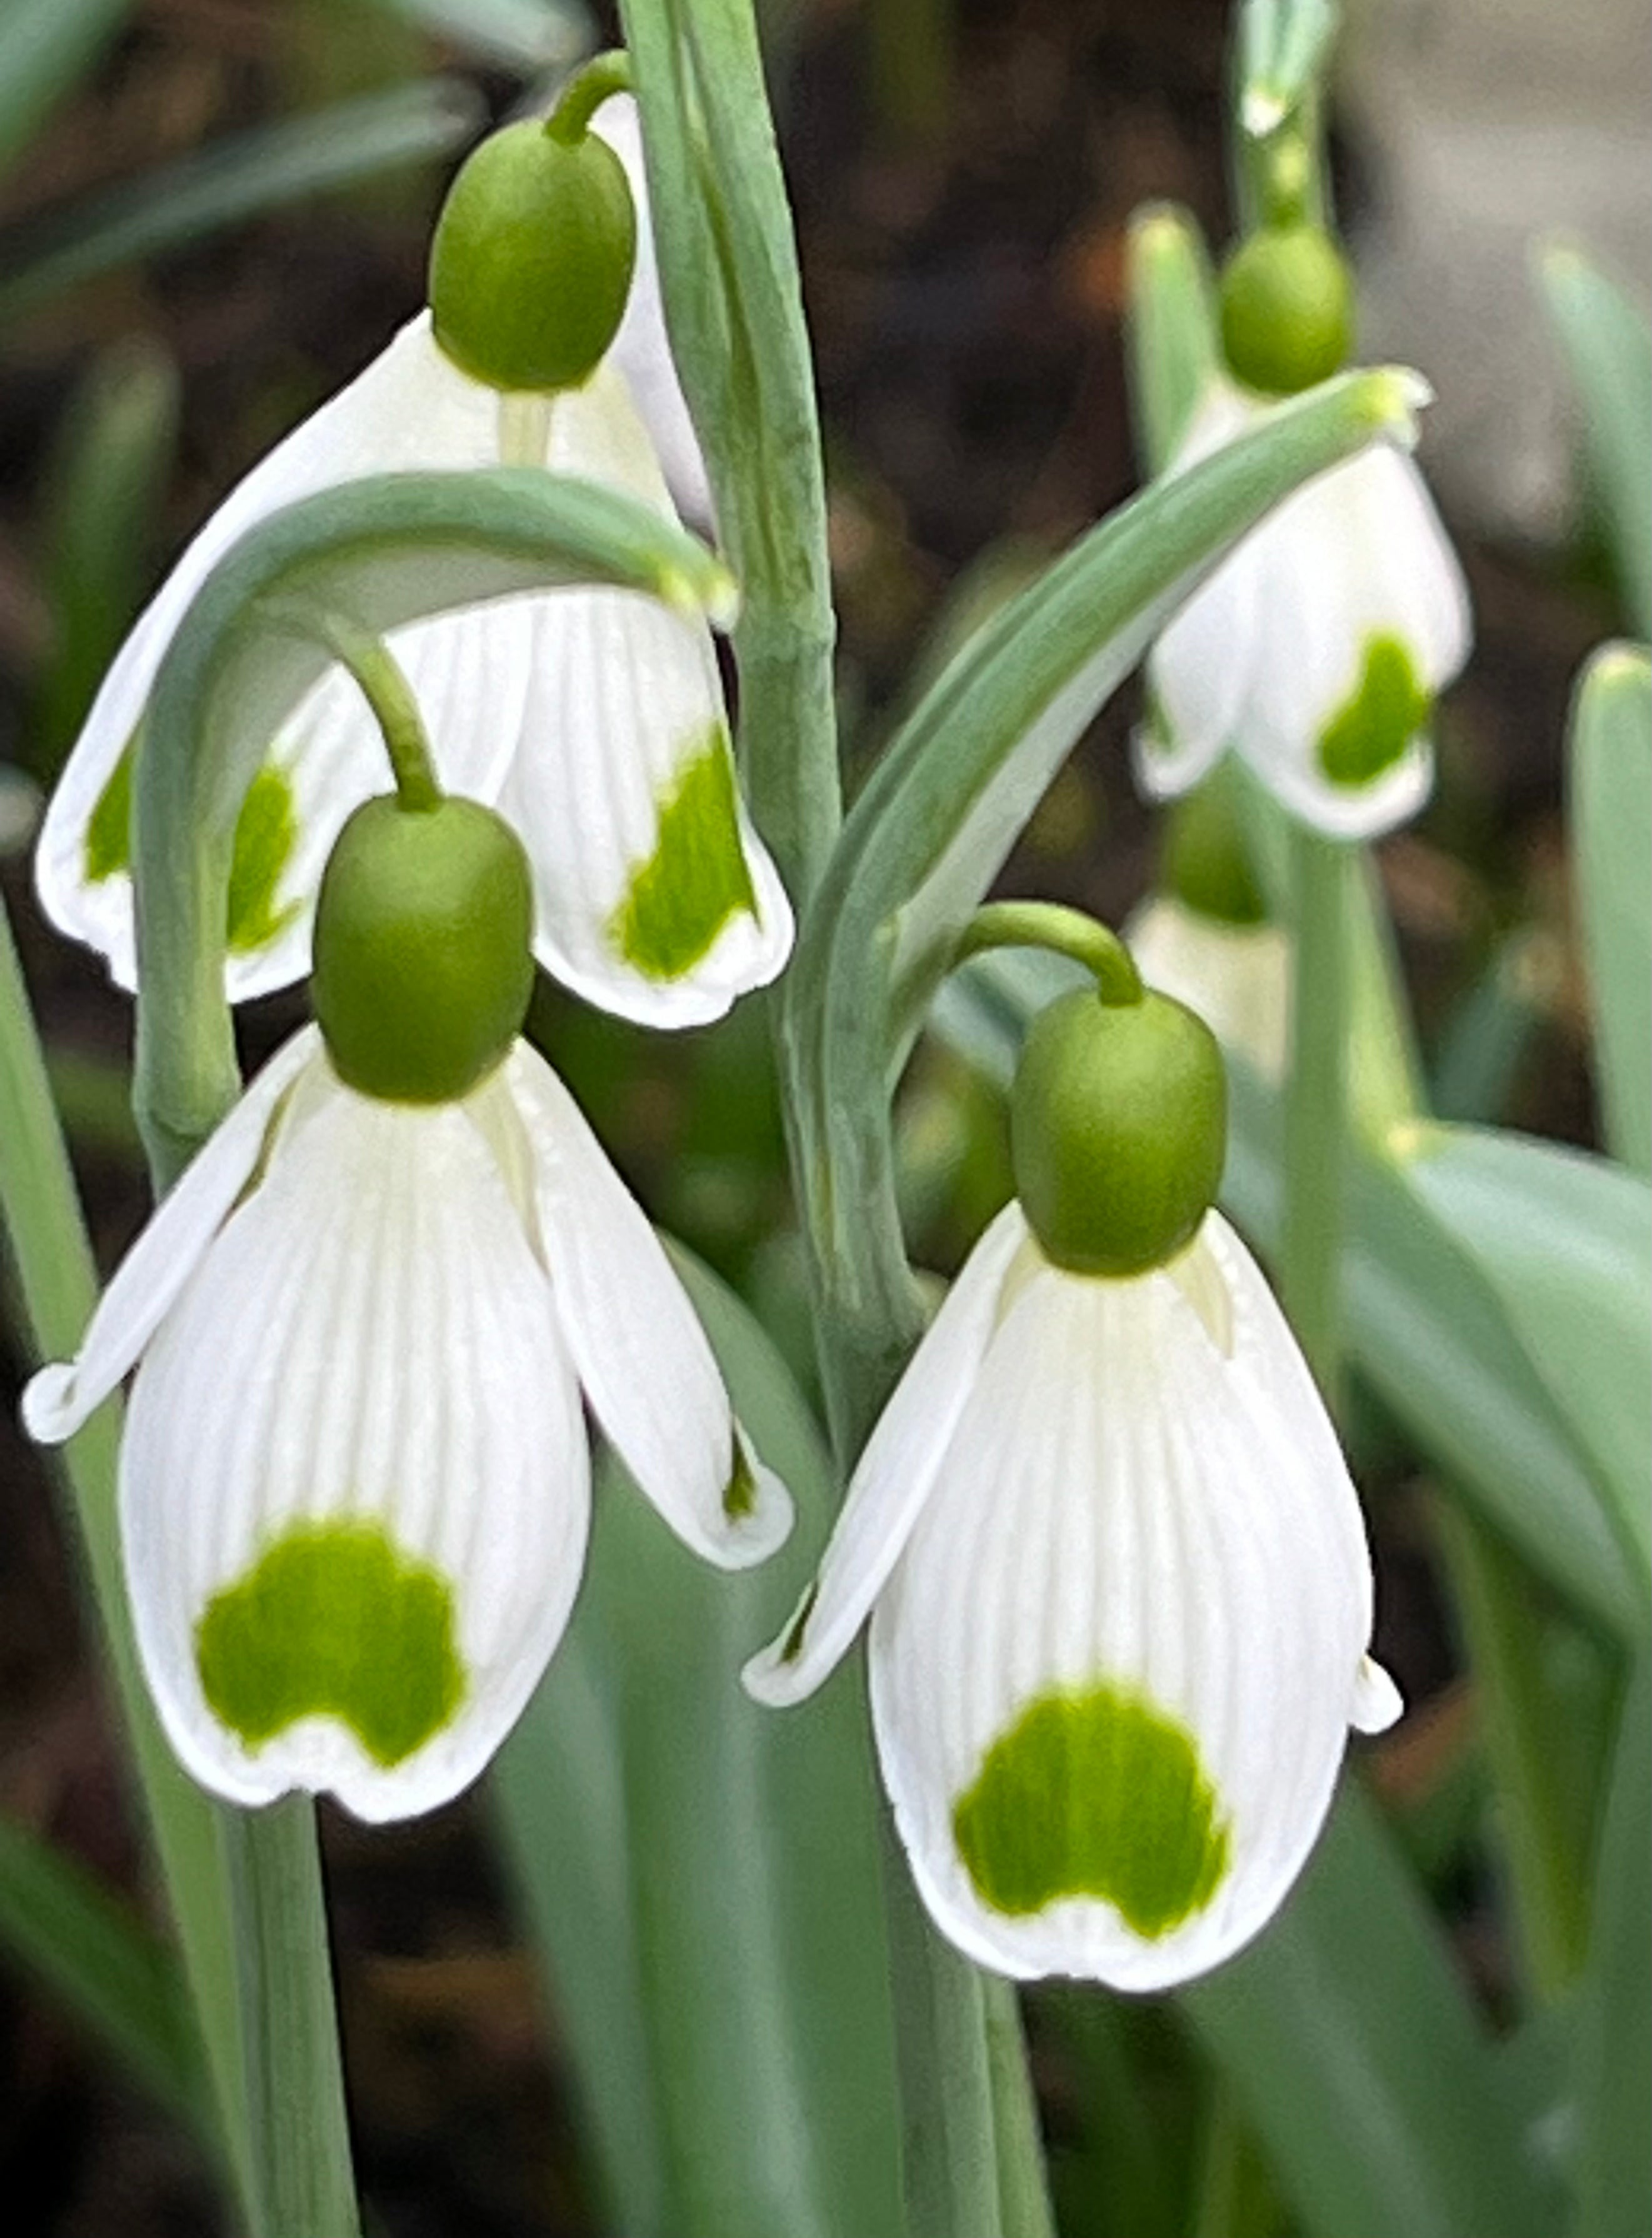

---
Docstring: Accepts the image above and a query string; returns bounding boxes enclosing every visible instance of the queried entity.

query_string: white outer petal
[501,364,789,1027]
[121,1062,586,1821]
[37,317,501,991]
[744,1203,1031,1706]
[506,1042,792,1568]
[1124,894,1291,1084]
[20,1029,322,1442]
[592,92,714,533]
[1237,443,1471,841]
[869,1212,1393,1989]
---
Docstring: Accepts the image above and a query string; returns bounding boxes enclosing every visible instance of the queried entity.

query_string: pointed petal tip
[704,1434,795,1572]
[20,1363,81,1445]
[1353,1655,1404,1735]
[742,1578,826,1707]
[1366,366,1434,446]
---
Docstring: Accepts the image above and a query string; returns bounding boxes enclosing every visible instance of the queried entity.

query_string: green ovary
[953,1681,1231,1939]
[85,745,300,955]
[1316,631,1433,789]
[610,726,758,980]
[196,1519,466,1768]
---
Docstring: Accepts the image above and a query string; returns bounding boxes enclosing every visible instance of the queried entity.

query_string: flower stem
[986,1975,1057,2238]
[273,605,439,811]
[1282,825,1349,1403]
[546,49,634,146]
[959,901,1143,1006]
[221,1800,360,2238]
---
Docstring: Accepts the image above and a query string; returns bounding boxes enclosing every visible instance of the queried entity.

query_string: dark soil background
[0,1,1620,2230]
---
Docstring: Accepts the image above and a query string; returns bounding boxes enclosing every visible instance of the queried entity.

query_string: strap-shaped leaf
[1569,642,1652,1176]
[1538,243,1652,639]
[1237,0,1338,138]
[784,368,1427,1436]
[1125,203,1221,478]
[131,468,734,1180]
[0,0,128,175]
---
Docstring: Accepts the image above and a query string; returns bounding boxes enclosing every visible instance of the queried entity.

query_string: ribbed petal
[1138,386,1259,801]
[592,92,714,532]
[121,1059,587,1821]
[506,1041,792,1568]
[1124,894,1291,1083]
[869,1213,1392,1989]
[498,368,791,1026]
[21,1028,322,1443]
[744,1203,1031,1707]
[1238,443,1471,841]
[37,316,505,995]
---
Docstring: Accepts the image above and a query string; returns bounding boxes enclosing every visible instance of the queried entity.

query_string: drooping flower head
[25,781,791,1819]
[1139,223,1471,842]
[38,76,789,1029]
[747,941,1398,1989]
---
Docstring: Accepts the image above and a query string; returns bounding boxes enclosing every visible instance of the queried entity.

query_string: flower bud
[312,796,534,1104]
[1010,988,1226,1277]
[428,120,636,394]
[1218,224,1353,397]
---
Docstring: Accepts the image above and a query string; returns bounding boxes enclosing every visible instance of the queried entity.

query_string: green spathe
[611,726,759,980]
[953,1681,1231,1937]
[196,1518,466,1768]
[1317,631,1432,788]
[311,793,534,1104]
[85,743,299,953]
[1010,985,1226,1276]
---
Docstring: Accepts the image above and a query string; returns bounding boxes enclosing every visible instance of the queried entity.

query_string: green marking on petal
[779,1580,819,1665]
[86,740,136,883]
[1316,631,1433,790]
[953,1681,1231,1939]
[226,762,301,954]
[610,724,758,981]
[724,1445,757,1520]
[196,1518,466,1768]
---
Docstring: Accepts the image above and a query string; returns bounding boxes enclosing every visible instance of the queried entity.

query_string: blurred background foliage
[0,1,1645,2232]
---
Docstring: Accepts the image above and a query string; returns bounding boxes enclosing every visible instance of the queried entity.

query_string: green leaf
[0,81,484,324]
[1394,1123,1651,1582]
[0,1811,209,2137]
[357,0,591,71]
[785,368,1429,1438]
[1536,242,1652,639]
[1570,1655,1652,2238]
[1125,203,1221,476]
[0,0,129,176]
[495,1248,902,2238]
[33,337,180,775]
[1569,643,1652,1175]
[1183,1782,1564,2238]
[619,0,839,901]
[130,468,734,1181]
[1236,0,1337,139]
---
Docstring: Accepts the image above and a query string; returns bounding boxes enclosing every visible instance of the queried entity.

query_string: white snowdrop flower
[748,964,1398,1990]
[23,1024,791,1821]
[36,93,789,1030]
[1138,379,1472,841]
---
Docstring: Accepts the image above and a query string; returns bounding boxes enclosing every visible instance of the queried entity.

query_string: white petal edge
[121,1064,588,1821]
[869,1215,1388,1989]
[592,92,714,533]
[21,1028,323,1443]
[506,1041,792,1568]
[36,316,499,988]
[744,1202,1031,1707]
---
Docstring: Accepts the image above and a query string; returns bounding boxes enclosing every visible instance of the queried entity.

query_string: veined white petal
[1237,443,1470,841]
[869,1212,1385,1989]
[21,1028,322,1443]
[505,1042,791,1568]
[592,92,714,533]
[1125,893,1291,1083]
[121,1060,586,1821]
[37,315,507,995]
[744,1203,1031,1707]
